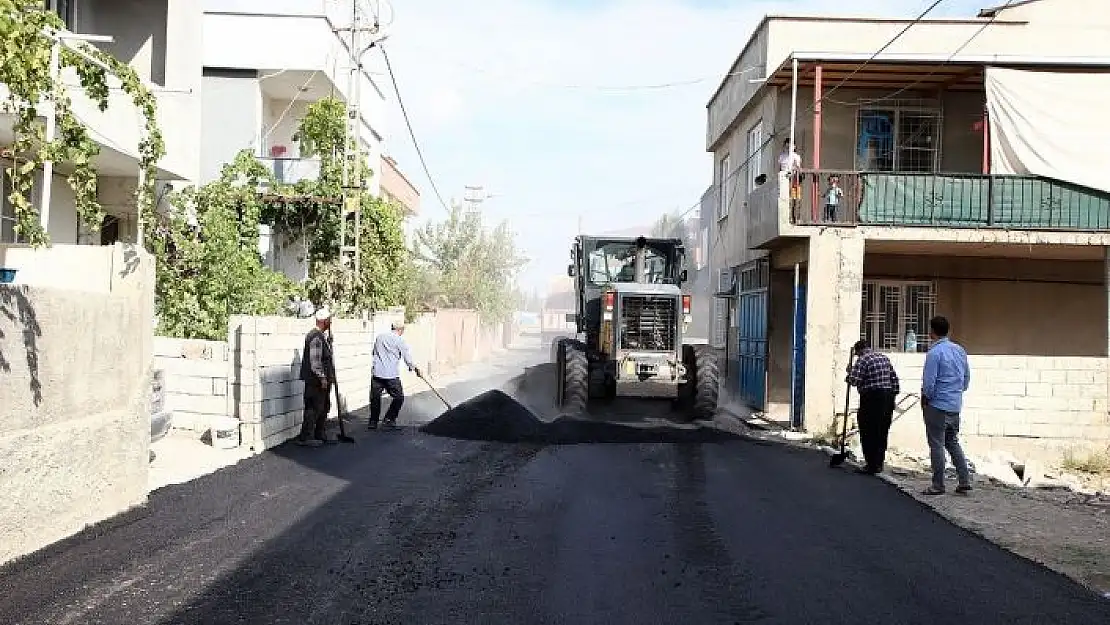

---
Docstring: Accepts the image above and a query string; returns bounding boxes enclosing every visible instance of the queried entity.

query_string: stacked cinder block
[887,354,1110,461]
[153,337,230,432]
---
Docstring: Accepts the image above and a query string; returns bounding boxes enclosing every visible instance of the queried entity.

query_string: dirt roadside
[880,452,1110,597]
[715,413,1110,597]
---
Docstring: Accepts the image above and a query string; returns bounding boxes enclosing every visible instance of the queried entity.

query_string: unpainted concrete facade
[707,2,1110,461]
[0,244,154,566]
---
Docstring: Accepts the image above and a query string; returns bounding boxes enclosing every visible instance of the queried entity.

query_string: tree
[650,209,685,239]
[260,97,407,317]
[410,203,527,323]
[0,0,164,245]
[151,152,298,340]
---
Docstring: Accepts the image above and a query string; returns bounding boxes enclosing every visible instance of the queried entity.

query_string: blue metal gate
[791,280,807,429]
[736,259,769,410]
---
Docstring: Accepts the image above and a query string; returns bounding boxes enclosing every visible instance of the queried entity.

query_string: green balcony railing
[791,171,1110,231]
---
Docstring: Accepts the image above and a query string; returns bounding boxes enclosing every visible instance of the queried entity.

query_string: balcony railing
[790,170,1110,231]
[259,157,322,185]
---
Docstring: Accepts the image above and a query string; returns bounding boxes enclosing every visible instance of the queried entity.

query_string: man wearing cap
[369,321,420,430]
[296,307,335,446]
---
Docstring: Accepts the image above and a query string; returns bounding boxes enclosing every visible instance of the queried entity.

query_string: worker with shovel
[845,339,900,475]
[296,307,336,447]
[368,321,421,430]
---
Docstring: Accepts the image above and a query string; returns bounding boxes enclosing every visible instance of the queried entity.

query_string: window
[717,154,731,221]
[855,105,942,173]
[860,280,936,353]
[43,0,75,30]
[1,164,45,244]
[587,241,675,285]
[0,168,15,243]
[746,120,763,194]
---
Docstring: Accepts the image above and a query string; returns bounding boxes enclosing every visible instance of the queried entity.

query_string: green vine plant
[0,0,164,246]
[260,96,408,316]
[151,151,299,340]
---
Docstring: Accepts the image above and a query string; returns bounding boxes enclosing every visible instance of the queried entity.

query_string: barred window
[860,280,936,353]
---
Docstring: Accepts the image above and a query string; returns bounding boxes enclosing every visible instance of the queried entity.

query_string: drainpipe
[790,262,802,430]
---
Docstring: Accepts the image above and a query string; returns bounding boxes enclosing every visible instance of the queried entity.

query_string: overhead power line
[826,0,1016,106]
[379,45,452,213]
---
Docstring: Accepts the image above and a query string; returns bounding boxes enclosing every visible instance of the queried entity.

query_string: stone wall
[0,244,154,567]
[885,354,1110,462]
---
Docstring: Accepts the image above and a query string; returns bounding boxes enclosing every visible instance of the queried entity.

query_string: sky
[375,0,989,294]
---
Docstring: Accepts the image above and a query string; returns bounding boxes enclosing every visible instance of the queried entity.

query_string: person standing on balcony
[778,139,803,209]
[368,321,421,430]
[920,315,973,496]
[823,175,844,222]
[296,307,335,447]
[846,339,899,475]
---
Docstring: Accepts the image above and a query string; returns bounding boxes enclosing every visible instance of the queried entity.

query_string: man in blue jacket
[921,315,973,495]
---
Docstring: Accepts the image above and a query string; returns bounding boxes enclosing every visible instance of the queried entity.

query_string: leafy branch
[0,0,164,245]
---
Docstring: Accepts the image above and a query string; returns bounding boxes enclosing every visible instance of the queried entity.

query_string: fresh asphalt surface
[2,344,1109,624]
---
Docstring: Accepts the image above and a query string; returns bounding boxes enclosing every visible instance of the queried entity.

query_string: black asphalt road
[2,357,1109,624]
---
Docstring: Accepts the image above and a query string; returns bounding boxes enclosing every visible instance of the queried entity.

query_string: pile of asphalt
[418,389,744,445]
[419,389,549,443]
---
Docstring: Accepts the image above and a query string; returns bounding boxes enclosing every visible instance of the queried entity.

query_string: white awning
[986,67,1110,194]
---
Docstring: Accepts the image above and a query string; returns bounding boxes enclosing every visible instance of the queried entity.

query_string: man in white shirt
[778,139,802,173]
[778,140,803,208]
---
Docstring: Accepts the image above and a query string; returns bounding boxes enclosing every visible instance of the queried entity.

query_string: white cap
[314,306,332,321]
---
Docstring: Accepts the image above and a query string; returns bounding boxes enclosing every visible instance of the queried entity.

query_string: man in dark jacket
[296,307,335,447]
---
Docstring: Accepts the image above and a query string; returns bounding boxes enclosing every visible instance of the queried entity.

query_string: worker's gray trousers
[922,404,972,490]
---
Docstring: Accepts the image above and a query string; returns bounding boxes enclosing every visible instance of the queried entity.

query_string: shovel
[829,350,855,468]
[416,369,453,410]
[325,330,356,444]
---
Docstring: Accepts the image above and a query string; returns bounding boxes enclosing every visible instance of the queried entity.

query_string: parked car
[150,369,173,461]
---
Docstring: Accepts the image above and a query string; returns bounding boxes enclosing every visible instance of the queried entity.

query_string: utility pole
[336,1,381,296]
[463,185,490,216]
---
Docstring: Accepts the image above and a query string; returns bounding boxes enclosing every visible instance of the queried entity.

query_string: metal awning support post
[38,30,115,237]
[789,57,798,156]
[39,40,61,233]
[811,64,823,222]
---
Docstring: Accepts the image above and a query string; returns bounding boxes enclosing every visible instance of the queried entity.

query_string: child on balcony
[823,175,844,222]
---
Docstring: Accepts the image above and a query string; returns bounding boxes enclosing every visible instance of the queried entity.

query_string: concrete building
[379,155,420,216]
[707,0,1110,460]
[0,0,203,246]
[200,0,389,281]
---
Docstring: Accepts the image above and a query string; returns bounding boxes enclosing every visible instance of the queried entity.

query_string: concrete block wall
[0,246,155,567]
[884,354,1110,462]
[153,337,230,432]
[155,308,514,452]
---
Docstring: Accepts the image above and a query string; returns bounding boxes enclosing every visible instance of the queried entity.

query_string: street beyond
[2,347,1108,625]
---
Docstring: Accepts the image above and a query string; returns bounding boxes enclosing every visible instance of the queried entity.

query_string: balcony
[260,157,321,185]
[790,170,1110,230]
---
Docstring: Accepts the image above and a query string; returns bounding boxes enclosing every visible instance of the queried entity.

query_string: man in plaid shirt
[846,338,900,474]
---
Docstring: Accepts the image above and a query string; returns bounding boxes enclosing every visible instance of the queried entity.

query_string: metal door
[736,259,769,410]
